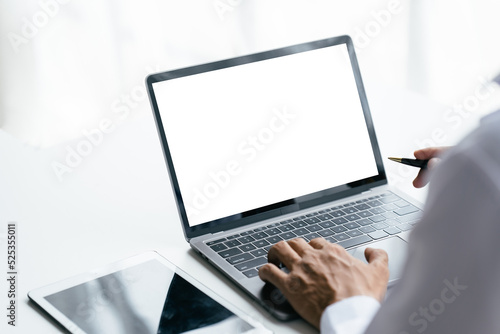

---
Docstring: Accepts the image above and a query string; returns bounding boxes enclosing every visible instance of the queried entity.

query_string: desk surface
[0,82,482,333]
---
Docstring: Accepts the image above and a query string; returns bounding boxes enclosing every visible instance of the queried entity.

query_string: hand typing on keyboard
[258,237,389,330]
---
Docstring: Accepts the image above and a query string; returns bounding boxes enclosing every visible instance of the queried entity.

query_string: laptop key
[369,215,386,223]
[382,204,397,211]
[382,211,398,219]
[266,228,281,236]
[330,210,346,217]
[251,249,267,257]
[357,218,372,226]
[337,235,372,249]
[317,214,333,221]
[342,207,359,214]
[219,247,242,258]
[394,206,419,216]
[370,207,386,214]
[225,240,242,248]
[304,217,320,224]
[294,228,309,236]
[235,257,268,271]
[367,200,383,207]
[384,226,401,235]
[332,217,348,225]
[318,229,335,237]
[332,226,347,233]
[396,211,422,223]
[306,224,323,232]
[278,224,294,232]
[266,235,284,244]
[237,236,256,244]
[359,226,376,233]
[227,253,254,265]
[344,222,360,230]
[379,195,400,204]
[334,233,350,241]
[331,226,347,233]
[252,232,269,239]
[369,230,389,240]
[291,221,308,228]
[242,269,259,278]
[280,232,297,240]
[385,219,399,226]
[210,243,228,252]
[304,233,321,241]
[326,236,338,243]
[358,210,374,218]
[354,203,371,211]
[319,221,335,228]
[240,244,257,252]
[373,222,389,230]
[345,214,361,221]
[206,238,226,246]
[253,240,270,248]
[346,229,363,238]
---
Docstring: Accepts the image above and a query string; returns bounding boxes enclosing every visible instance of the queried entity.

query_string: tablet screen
[33,254,267,334]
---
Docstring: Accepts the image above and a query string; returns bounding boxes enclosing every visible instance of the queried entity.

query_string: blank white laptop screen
[152,44,378,227]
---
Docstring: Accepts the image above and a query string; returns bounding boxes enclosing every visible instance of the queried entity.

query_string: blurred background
[2,0,500,148]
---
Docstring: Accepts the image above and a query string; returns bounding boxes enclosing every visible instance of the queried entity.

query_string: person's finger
[308,237,329,249]
[267,240,302,269]
[413,167,428,188]
[364,247,388,269]
[287,238,312,257]
[412,156,441,188]
[413,146,448,160]
[258,262,288,288]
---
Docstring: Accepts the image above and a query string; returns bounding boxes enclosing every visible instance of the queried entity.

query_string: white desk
[0,81,481,333]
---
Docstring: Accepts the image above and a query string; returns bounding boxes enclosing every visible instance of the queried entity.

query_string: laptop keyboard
[205,191,422,278]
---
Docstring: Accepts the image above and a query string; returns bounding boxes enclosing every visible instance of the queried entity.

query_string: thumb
[365,247,388,268]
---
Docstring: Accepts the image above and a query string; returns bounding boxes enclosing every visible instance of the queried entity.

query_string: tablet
[28,251,272,334]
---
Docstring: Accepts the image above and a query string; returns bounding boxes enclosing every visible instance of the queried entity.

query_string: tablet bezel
[28,251,271,334]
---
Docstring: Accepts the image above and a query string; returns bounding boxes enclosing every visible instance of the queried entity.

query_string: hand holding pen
[389,147,449,188]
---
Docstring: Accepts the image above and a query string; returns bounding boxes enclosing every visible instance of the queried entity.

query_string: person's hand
[412,146,449,188]
[258,238,389,329]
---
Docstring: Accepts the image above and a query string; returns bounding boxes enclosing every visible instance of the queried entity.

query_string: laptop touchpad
[347,236,408,283]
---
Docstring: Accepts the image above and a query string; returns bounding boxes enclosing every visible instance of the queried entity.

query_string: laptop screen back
[148,36,385,236]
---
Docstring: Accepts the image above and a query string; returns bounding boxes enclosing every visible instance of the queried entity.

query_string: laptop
[146,35,423,321]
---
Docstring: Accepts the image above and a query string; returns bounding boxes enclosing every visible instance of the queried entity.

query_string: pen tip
[388,157,402,162]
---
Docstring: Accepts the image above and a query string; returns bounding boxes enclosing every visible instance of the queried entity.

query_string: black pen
[388,157,429,169]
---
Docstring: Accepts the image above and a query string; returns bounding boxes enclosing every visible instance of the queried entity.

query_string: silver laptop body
[147,35,422,321]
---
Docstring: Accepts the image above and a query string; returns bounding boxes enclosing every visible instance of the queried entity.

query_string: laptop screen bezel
[146,35,387,241]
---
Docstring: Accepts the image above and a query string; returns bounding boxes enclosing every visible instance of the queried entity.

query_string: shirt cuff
[320,296,380,334]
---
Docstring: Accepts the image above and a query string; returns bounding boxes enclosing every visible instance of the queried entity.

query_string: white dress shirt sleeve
[320,296,380,334]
